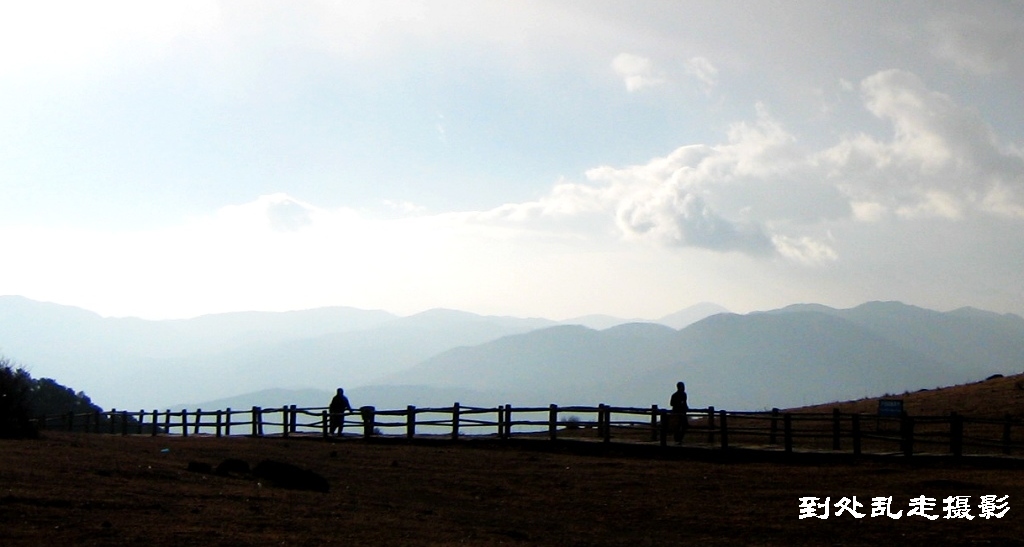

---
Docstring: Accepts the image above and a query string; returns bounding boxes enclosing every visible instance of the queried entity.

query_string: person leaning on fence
[670,381,689,444]
[329,388,352,436]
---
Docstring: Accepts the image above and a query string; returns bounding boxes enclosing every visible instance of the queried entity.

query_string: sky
[1,1,1023,321]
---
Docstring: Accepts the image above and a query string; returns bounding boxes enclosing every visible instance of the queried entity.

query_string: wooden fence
[30,404,1024,458]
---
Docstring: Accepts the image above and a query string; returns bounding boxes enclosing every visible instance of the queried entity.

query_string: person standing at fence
[670,381,689,444]
[329,388,352,436]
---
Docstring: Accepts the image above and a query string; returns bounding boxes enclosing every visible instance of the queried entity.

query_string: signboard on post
[878,399,904,417]
[877,399,904,432]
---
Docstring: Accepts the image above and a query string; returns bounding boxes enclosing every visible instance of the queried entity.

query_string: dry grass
[795,372,1024,418]
[2,431,1024,546]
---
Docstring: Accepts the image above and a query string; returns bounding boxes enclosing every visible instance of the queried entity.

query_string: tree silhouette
[0,356,36,438]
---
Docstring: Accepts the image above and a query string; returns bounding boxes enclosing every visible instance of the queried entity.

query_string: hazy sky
[2,1,1023,320]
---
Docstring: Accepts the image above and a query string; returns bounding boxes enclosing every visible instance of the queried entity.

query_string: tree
[0,356,37,438]
[29,377,103,418]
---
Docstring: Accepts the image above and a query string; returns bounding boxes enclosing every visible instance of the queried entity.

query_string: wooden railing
[29,404,1024,458]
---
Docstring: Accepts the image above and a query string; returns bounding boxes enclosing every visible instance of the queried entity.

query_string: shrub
[0,356,37,438]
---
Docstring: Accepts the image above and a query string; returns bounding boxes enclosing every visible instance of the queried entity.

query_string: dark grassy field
[2,430,1023,546]
[4,373,1024,545]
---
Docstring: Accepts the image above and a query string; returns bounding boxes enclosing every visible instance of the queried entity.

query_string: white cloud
[382,199,428,215]
[611,53,665,92]
[771,234,838,265]
[684,56,718,95]
[820,69,1024,220]
[614,189,773,254]
[464,69,1024,268]
[468,105,836,260]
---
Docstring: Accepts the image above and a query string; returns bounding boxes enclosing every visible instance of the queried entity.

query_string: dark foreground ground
[2,432,1023,546]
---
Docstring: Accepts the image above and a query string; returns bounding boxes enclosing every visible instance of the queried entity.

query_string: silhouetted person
[670,381,689,444]
[329,388,352,436]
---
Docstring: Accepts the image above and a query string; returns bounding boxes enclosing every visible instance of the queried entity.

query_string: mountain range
[2,295,1022,413]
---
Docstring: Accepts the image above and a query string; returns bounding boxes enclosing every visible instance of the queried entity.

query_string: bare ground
[2,431,1023,546]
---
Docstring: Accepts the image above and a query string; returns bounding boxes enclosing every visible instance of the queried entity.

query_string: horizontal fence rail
[27,404,1024,459]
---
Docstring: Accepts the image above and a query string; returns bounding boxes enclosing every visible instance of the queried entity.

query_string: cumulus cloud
[820,69,1024,220]
[684,56,718,95]
[614,189,773,254]
[262,194,316,232]
[611,53,665,92]
[771,234,838,265]
[470,69,1024,264]
[470,105,838,261]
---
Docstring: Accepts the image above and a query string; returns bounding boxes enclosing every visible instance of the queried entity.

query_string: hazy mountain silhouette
[175,384,511,415]
[769,301,1024,376]
[557,303,728,330]
[0,297,551,408]
[4,296,1021,413]
[387,304,1024,410]
[656,302,730,329]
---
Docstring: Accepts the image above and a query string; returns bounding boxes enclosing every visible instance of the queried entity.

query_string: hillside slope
[796,372,1024,418]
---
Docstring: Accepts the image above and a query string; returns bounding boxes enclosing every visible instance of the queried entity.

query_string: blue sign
[878,399,904,417]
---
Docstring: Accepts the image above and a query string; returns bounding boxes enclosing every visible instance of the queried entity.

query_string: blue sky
[2,1,1023,320]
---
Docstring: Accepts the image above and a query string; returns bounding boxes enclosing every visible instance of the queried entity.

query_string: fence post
[194,408,203,436]
[451,402,460,440]
[109,409,117,435]
[707,406,716,445]
[362,406,376,438]
[783,413,793,453]
[407,405,416,439]
[225,408,232,436]
[650,405,659,442]
[280,406,289,438]
[1003,413,1013,455]
[215,410,223,438]
[290,405,298,434]
[719,410,729,449]
[950,412,962,457]
[832,408,841,451]
[136,410,144,434]
[852,413,861,456]
[181,410,188,438]
[151,409,158,436]
[769,408,779,445]
[900,412,914,457]
[251,406,260,437]
[164,410,171,435]
[659,409,669,447]
[548,404,558,441]
[497,406,505,440]
[598,405,606,444]
[596,404,606,439]
[321,410,329,439]
[504,404,513,439]
[121,410,129,436]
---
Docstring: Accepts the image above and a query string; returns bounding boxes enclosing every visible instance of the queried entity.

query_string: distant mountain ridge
[5,296,1022,414]
[385,302,1024,411]
[0,295,724,408]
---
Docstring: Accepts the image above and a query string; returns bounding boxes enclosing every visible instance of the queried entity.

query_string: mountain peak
[657,302,730,329]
